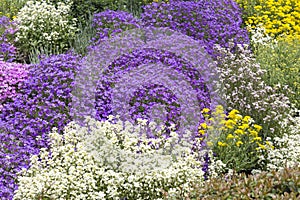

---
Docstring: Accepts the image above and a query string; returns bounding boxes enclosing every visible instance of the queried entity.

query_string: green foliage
[0,0,28,19]
[14,0,78,63]
[164,166,300,199]
[201,167,300,199]
[48,0,104,26]
[253,38,300,110]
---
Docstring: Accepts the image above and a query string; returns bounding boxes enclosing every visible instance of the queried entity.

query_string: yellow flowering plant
[199,105,273,173]
[235,0,300,42]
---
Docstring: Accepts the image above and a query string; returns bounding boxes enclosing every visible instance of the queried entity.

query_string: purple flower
[141,0,249,57]
[0,16,18,62]
[0,53,82,199]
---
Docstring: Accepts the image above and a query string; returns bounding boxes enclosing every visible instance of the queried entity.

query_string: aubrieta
[141,0,249,56]
[0,61,28,111]
[0,16,17,62]
[0,53,82,199]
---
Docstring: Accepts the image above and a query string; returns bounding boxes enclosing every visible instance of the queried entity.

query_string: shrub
[0,53,81,199]
[141,0,250,56]
[214,43,292,139]
[262,132,300,171]
[0,61,28,111]
[14,0,78,62]
[198,105,273,174]
[0,0,28,19]
[14,117,210,199]
[236,0,300,42]
[0,16,18,62]
[168,166,300,199]
[249,26,300,110]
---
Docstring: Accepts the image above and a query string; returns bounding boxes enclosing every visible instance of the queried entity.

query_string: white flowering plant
[14,0,78,59]
[14,116,220,199]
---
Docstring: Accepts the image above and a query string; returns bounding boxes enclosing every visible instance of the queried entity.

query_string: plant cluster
[0,61,28,111]
[0,0,27,19]
[14,117,212,199]
[249,27,300,110]
[0,53,81,199]
[164,166,300,199]
[14,0,78,61]
[198,105,273,174]
[214,42,292,139]
[95,47,210,136]
[236,0,300,42]
[0,16,18,62]
[141,0,249,56]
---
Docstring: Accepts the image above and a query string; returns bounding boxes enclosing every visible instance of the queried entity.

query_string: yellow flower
[198,130,206,135]
[234,129,244,135]
[251,137,262,142]
[228,109,239,119]
[202,108,210,113]
[238,123,249,130]
[218,141,227,147]
[225,119,236,129]
[236,141,243,147]
[256,142,266,150]
[249,130,259,137]
[242,116,251,123]
[200,122,208,129]
[226,134,235,140]
[253,124,262,132]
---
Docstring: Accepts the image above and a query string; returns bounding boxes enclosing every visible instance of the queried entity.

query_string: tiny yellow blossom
[198,130,206,135]
[234,129,244,135]
[202,108,210,113]
[253,124,262,132]
[226,134,235,140]
[217,141,227,147]
[236,141,243,147]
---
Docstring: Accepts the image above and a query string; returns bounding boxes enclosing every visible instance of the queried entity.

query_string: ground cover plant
[0,0,299,199]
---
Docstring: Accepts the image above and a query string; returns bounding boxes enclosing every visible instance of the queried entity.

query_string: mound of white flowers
[14,116,223,199]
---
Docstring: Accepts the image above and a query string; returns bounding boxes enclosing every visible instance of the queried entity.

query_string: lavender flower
[141,0,249,56]
[0,61,28,111]
[0,16,18,62]
[0,53,82,199]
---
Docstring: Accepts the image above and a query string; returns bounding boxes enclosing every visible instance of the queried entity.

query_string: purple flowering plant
[141,0,249,56]
[0,53,82,199]
[0,61,28,111]
[0,16,18,62]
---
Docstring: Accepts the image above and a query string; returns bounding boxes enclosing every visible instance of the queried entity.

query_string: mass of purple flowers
[95,47,210,136]
[0,61,28,111]
[0,53,81,199]
[0,0,251,198]
[92,10,141,46]
[141,0,249,56]
[0,16,18,62]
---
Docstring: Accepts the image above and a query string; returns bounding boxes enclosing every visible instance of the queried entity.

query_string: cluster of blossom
[91,10,141,46]
[73,27,219,138]
[261,131,300,171]
[14,117,217,199]
[0,16,17,62]
[0,61,28,111]
[141,0,249,56]
[213,42,291,139]
[248,24,277,47]
[0,53,82,199]
[14,0,78,56]
[95,47,210,137]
